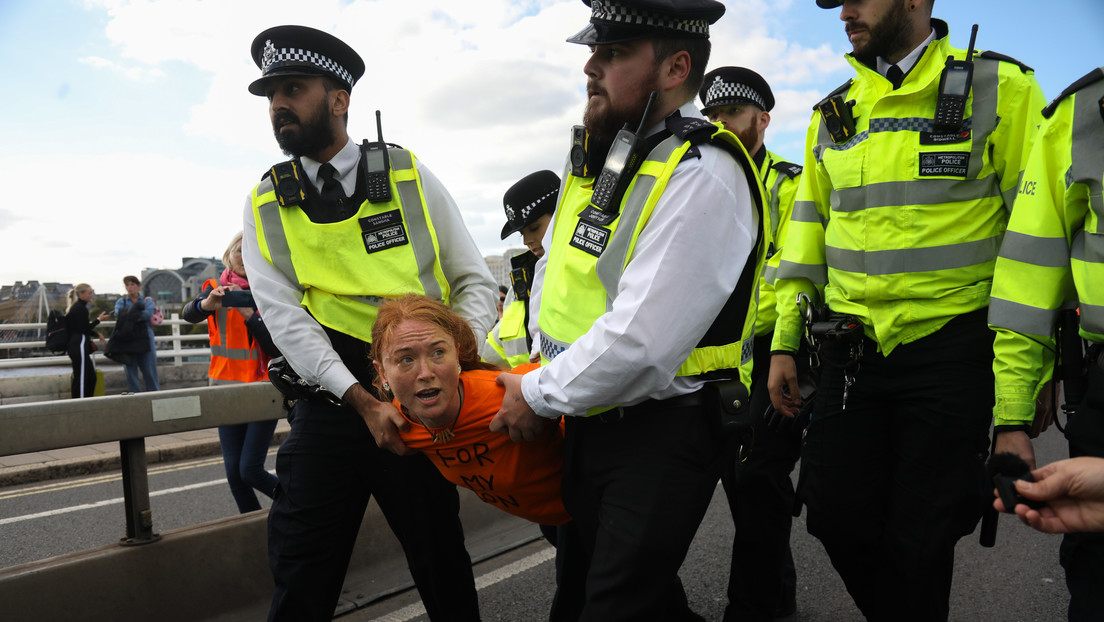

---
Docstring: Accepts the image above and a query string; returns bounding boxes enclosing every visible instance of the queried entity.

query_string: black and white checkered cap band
[705,76,766,110]
[506,188,558,225]
[591,0,711,37]
[261,39,355,88]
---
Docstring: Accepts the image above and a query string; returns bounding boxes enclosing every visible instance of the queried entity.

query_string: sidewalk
[0,419,291,487]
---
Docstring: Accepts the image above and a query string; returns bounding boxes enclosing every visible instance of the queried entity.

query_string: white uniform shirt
[523,102,758,418]
[242,136,497,398]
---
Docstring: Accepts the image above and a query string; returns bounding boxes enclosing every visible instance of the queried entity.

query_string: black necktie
[318,163,345,202]
[886,64,904,90]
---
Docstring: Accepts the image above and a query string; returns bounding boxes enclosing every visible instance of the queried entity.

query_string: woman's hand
[200,285,236,311]
[96,311,111,322]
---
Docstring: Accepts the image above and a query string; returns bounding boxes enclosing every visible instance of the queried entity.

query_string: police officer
[492,1,767,619]
[241,25,496,622]
[989,65,1104,622]
[484,170,560,369]
[699,66,804,622]
[767,1,1046,620]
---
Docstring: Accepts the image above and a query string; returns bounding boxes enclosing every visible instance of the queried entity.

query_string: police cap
[500,170,561,240]
[699,66,774,113]
[567,0,726,46]
[248,25,365,96]
[815,0,844,7]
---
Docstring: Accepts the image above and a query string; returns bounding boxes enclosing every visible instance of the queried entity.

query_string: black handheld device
[589,90,658,212]
[816,95,857,144]
[362,110,392,203]
[934,24,978,132]
[220,290,255,308]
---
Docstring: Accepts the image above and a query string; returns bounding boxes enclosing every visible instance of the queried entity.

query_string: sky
[2,0,1102,296]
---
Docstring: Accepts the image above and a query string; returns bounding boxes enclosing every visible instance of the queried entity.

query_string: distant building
[140,257,223,311]
[484,248,527,287]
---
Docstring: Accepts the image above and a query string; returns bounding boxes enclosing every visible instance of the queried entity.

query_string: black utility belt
[594,390,706,423]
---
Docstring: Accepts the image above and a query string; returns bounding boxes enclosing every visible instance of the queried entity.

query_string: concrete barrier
[0,488,541,621]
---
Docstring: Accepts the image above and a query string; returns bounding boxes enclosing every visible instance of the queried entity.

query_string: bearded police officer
[700,66,805,622]
[492,1,767,619]
[484,170,560,369]
[241,25,495,622]
[989,65,1104,622]
[767,1,1046,620]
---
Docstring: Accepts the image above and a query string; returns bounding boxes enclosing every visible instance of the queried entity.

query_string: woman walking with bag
[65,284,109,398]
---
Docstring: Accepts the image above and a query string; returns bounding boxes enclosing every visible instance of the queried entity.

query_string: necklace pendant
[432,428,455,445]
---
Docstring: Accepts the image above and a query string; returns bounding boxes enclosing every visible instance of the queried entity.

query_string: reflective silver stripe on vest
[209,309,259,360]
[827,235,1001,275]
[776,259,828,285]
[832,175,1002,212]
[790,200,823,225]
[966,59,1000,181]
[256,178,301,290]
[998,230,1070,268]
[1071,75,1104,224]
[989,296,1058,336]
[501,336,529,359]
[391,150,443,301]
[594,134,684,311]
[1082,302,1104,336]
[1072,228,1104,265]
[767,167,788,241]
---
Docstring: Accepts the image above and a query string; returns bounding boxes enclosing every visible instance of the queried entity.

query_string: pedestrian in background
[65,283,109,398]
[114,275,160,392]
[183,232,280,513]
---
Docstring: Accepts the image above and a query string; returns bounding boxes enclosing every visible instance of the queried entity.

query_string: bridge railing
[0,313,209,368]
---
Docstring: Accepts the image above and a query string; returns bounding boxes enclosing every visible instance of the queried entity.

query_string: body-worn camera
[816,94,857,144]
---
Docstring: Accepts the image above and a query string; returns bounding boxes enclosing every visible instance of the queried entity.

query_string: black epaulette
[667,115,717,162]
[978,50,1034,74]
[1042,67,1104,119]
[813,79,854,112]
[771,160,803,179]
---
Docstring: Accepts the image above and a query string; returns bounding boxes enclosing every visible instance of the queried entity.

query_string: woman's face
[375,319,462,427]
[125,280,140,298]
[229,242,246,277]
[79,288,94,302]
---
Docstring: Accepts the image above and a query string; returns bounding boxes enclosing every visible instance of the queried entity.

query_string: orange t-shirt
[396,363,570,525]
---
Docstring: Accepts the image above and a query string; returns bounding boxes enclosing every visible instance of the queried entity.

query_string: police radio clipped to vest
[588,90,659,214]
[934,24,979,132]
[361,110,393,204]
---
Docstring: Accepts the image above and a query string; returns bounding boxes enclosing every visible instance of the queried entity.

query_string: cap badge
[262,40,276,69]
[505,205,516,221]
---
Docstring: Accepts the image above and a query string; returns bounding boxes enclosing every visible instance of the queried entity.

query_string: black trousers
[1060,355,1104,622]
[562,396,723,622]
[798,310,993,622]
[67,334,97,398]
[266,398,479,622]
[722,333,802,621]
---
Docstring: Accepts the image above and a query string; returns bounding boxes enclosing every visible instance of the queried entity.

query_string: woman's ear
[373,359,386,385]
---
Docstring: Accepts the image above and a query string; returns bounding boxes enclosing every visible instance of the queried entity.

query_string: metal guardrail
[0,383,282,544]
[0,313,210,368]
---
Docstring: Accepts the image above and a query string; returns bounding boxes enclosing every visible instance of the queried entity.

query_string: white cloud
[77,55,167,81]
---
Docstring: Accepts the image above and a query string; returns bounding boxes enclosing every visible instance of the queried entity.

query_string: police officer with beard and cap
[491,1,768,620]
[241,25,495,622]
[484,170,560,370]
[700,66,806,622]
[768,1,1046,620]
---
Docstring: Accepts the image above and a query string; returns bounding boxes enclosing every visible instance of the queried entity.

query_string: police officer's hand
[767,354,801,418]
[491,372,551,442]
[995,429,1036,471]
[344,383,414,455]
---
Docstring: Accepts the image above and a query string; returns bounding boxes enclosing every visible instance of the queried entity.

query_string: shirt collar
[301,136,359,194]
[877,27,936,78]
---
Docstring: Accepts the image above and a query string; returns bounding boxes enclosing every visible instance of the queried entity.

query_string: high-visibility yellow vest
[757,151,802,337]
[538,118,767,415]
[202,278,268,383]
[485,293,530,368]
[990,66,1104,427]
[772,20,1046,355]
[251,148,449,343]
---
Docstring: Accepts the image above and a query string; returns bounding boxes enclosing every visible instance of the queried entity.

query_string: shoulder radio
[589,90,658,213]
[934,24,978,132]
[361,110,392,203]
